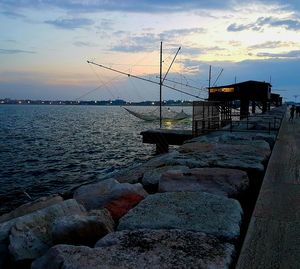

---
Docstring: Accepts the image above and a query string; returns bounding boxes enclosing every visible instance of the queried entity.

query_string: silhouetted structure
[208,80,274,119]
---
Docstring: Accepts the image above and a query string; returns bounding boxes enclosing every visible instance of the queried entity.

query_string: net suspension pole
[160,41,163,128]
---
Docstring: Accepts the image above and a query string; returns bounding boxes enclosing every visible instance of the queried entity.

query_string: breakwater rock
[0,106,286,268]
[32,230,235,269]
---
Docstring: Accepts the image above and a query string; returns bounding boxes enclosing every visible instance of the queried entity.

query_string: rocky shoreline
[0,106,285,269]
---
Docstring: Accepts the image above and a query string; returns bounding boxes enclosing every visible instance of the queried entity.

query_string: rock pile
[0,106,285,268]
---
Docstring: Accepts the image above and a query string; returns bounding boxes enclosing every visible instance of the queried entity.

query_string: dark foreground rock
[118,192,243,241]
[104,193,144,221]
[159,167,249,197]
[73,178,148,210]
[0,195,63,223]
[32,229,236,269]
[52,209,114,246]
[141,165,188,192]
[8,199,86,262]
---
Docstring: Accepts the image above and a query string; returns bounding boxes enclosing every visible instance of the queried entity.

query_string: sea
[0,105,192,215]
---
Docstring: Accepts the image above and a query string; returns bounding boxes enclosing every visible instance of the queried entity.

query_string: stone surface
[8,199,86,262]
[32,229,236,269]
[52,209,114,246]
[104,193,144,221]
[103,163,146,184]
[159,167,249,197]
[0,243,9,269]
[118,192,243,241]
[73,178,148,211]
[142,165,188,191]
[186,131,276,148]
[180,142,270,164]
[0,195,63,223]
[177,142,268,177]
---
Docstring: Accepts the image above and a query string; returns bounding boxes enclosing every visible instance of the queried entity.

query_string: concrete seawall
[0,106,286,269]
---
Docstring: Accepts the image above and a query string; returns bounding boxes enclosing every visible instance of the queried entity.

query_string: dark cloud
[257,50,300,58]
[227,23,250,32]
[0,10,25,18]
[228,16,300,32]
[249,41,295,49]
[0,0,231,13]
[0,49,35,54]
[258,16,300,30]
[44,18,94,29]
[73,41,98,47]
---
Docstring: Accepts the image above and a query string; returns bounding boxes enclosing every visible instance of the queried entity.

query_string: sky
[0,0,300,102]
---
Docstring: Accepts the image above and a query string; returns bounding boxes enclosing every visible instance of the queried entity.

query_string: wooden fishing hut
[208,80,272,119]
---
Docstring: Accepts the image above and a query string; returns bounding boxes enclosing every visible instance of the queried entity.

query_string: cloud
[0,49,35,54]
[249,41,296,49]
[160,28,206,40]
[111,28,205,53]
[227,23,248,32]
[0,0,232,13]
[227,16,300,32]
[73,41,98,47]
[257,50,300,58]
[44,18,94,29]
[0,10,25,18]
[111,32,159,52]
[258,16,300,30]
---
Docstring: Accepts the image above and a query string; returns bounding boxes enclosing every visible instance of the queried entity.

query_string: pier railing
[193,114,284,136]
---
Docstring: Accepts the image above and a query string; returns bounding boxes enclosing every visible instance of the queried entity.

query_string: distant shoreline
[0,99,193,106]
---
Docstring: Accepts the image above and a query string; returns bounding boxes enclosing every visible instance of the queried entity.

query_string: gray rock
[0,195,63,223]
[186,131,276,148]
[142,165,188,191]
[178,142,269,177]
[103,163,146,184]
[180,142,270,164]
[118,192,243,241]
[32,229,236,269]
[159,167,249,197]
[73,178,147,211]
[8,199,86,262]
[52,209,114,246]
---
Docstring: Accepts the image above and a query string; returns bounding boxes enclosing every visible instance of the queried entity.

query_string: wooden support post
[156,142,169,154]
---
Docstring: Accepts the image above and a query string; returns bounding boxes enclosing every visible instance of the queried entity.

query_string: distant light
[18,101,22,104]
[0,101,4,104]
[42,101,44,104]
[152,102,155,105]
[59,101,62,104]
[181,100,184,103]
[27,101,30,104]
[110,101,113,104]
[95,101,97,103]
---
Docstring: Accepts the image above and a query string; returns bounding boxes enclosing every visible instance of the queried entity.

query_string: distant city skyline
[1,1,300,102]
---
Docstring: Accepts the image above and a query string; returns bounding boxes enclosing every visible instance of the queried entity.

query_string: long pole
[208,65,211,89]
[87,60,204,99]
[160,41,163,128]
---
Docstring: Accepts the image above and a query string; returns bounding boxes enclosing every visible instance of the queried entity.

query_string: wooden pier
[140,129,193,154]
[236,114,300,268]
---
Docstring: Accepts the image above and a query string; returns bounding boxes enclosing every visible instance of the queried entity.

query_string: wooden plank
[237,217,300,269]
[236,113,300,268]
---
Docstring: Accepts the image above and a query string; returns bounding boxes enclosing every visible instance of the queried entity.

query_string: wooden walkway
[236,114,300,268]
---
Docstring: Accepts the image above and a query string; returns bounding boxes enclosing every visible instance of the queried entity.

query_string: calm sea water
[0,105,191,215]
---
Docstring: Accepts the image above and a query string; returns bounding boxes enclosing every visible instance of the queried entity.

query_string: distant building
[208,80,280,118]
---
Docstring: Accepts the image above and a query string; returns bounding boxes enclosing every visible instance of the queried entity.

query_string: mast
[208,65,211,89]
[160,41,163,128]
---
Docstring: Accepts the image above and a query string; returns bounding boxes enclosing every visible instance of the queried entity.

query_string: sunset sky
[1,0,300,102]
